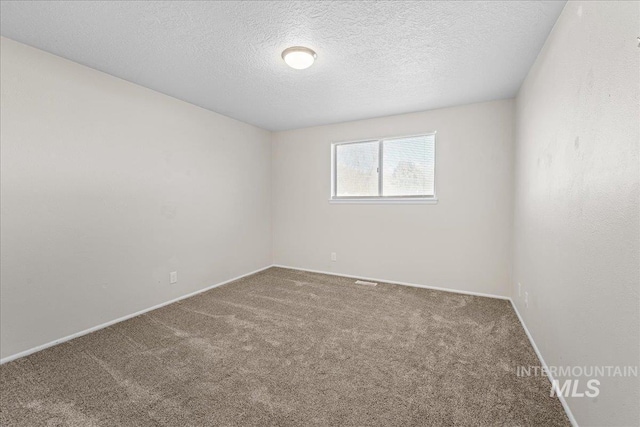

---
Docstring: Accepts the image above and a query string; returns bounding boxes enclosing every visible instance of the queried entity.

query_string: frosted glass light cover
[282,47,316,70]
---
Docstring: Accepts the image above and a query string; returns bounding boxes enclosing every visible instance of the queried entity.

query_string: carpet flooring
[0,267,570,426]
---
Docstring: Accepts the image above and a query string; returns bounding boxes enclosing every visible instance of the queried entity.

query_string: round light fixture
[281,46,317,70]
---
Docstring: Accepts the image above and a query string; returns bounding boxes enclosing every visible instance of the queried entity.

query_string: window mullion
[378,140,384,197]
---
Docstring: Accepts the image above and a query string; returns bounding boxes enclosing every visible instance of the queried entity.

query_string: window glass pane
[382,135,435,196]
[336,141,379,197]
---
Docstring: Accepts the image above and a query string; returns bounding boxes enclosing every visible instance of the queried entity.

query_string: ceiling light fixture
[281,46,317,70]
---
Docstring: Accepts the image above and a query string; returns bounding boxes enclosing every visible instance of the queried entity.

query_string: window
[331,133,436,203]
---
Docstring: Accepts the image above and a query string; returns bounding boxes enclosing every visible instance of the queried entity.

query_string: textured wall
[272,99,515,297]
[512,2,639,425]
[0,38,273,359]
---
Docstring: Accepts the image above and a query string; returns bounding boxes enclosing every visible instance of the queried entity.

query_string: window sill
[329,198,438,205]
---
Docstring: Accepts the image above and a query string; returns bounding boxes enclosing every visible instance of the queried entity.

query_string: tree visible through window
[332,134,435,199]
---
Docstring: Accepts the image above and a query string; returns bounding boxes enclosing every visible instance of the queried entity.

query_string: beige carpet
[0,267,569,426]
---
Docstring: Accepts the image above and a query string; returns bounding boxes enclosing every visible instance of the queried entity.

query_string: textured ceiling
[0,1,565,131]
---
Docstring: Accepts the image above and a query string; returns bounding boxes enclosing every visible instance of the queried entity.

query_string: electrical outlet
[524,291,529,308]
[170,271,178,284]
[331,252,337,262]
[518,283,522,297]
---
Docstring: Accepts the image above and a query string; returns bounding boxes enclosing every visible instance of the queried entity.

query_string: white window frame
[330,132,438,204]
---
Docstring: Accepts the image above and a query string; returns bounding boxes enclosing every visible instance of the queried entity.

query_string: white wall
[272,99,514,297]
[0,37,272,360]
[513,2,639,426]
[4,4,638,422]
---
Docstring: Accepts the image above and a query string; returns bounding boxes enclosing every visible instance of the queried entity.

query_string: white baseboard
[275,264,576,425]
[0,264,273,365]
[509,299,578,427]
[0,263,578,427]
[272,264,511,300]
[0,264,509,365]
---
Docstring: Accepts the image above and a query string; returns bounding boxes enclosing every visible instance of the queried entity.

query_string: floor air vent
[355,280,377,287]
